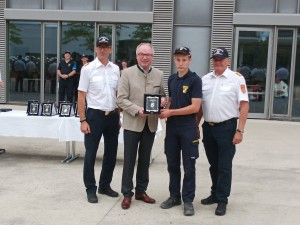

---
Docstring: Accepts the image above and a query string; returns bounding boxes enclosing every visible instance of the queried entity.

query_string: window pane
[8,21,41,102]
[115,24,152,68]
[236,0,276,13]
[62,0,95,10]
[172,26,211,76]
[117,0,152,11]
[98,0,115,11]
[61,22,95,102]
[272,30,293,115]
[292,30,300,118]
[174,0,212,25]
[44,0,60,10]
[236,30,270,114]
[278,0,297,13]
[7,0,42,9]
[44,24,58,102]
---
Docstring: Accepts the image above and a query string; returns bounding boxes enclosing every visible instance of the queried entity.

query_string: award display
[58,101,69,114]
[59,102,74,117]
[27,100,40,116]
[41,102,57,116]
[144,94,161,114]
[74,102,79,117]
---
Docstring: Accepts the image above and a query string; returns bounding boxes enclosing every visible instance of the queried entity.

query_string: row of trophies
[27,100,80,117]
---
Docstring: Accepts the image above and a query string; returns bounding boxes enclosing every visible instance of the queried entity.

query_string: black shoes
[201,195,218,205]
[183,202,194,216]
[215,202,227,216]
[87,192,98,203]
[160,197,182,209]
[98,187,119,198]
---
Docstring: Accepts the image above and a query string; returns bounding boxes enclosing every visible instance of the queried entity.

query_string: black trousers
[165,118,199,203]
[83,108,120,194]
[59,78,74,103]
[121,123,155,197]
[202,118,237,203]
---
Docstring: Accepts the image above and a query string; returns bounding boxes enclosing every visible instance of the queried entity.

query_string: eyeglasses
[137,53,153,58]
[97,45,110,50]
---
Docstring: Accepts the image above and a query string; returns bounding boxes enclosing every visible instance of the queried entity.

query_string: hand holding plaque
[144,94,161,114]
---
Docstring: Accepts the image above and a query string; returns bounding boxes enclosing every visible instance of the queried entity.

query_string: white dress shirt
[202,68,249,123]
[78,57,120,111]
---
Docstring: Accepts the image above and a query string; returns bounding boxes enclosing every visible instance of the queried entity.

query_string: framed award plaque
[74,102,79,117]
[27,100,40,116]
[59,103,74,117]
[41,102,57,116]
[144,94,161,114]
[58,101,69,114]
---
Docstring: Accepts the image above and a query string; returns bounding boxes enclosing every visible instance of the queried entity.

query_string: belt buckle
[105,111,110,116]
[208,122,215,126]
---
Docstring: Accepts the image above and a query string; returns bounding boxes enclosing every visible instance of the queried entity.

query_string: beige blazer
[117,65,166,132]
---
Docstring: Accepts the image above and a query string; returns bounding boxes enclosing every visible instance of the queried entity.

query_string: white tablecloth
[0,110,162,142]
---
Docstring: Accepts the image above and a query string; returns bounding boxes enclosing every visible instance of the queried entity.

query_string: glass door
[233,28,273,118]
[43,23,58,102]
[271,28,296,119]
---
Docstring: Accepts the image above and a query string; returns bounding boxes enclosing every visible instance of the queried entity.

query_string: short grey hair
[136,43,155,55]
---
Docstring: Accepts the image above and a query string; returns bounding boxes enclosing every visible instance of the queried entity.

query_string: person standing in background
[117,43,166,210]
[198,47,249,216]
[77,36,120,204]
[57,51,77,103]
[13,55,25,92]
[74,54,89,102]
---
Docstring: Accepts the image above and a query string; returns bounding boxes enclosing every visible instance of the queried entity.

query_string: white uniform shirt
[274,80,288,98]
[202,68,249,123]
[78,57,120,111]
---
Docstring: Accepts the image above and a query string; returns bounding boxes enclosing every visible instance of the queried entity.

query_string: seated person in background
[274,76,288,98]
[274,67,289,98]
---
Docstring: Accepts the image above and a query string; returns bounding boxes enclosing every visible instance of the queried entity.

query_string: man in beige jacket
[117,43,166,209]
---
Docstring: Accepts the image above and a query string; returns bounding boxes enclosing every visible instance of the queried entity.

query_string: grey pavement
[1,104,300,225]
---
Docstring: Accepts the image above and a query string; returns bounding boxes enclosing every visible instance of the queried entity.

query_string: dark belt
[204,118,237,126]
[88,108,116,116]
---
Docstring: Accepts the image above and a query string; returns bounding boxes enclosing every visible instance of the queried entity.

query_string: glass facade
[2,0,300,120]
[8,21,41,102]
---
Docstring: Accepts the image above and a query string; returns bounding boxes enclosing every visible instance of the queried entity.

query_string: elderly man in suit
[117,43,166,210]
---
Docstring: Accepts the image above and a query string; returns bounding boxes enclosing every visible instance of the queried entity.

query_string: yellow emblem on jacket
[183,86,189,93]
[236,72,242,76]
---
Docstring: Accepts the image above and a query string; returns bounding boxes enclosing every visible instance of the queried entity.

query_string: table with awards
[0,110,163,163]
[0,110,83,163]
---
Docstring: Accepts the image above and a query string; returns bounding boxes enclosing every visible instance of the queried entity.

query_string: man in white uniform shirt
[77,36,120,203]
[197,47,249,216]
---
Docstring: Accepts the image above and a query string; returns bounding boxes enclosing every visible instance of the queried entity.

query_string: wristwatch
[236,129,244,135]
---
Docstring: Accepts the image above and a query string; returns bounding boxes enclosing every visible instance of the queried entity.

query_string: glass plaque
[27,100,40,116]
[59,103,74,117]
[144,94,161,114]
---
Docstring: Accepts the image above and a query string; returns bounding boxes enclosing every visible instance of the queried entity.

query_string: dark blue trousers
[165,118,199,203]
[121,123,155,197]
[202,119,237,203]
[59,78,74,103]
[83,108,120,194]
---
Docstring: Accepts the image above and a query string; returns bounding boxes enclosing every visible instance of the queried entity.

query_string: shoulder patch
[83,63,89,67]
[235,72,242,76]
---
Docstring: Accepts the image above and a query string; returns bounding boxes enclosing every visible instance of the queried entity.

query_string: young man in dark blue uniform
[160,47,202,216]
[57,51,77,103]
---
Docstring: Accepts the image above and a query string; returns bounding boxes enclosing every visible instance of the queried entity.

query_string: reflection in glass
[115,24,152,68]
[8,21,41,103]
[44,24,58,102]
[236,30,269,114]
[272,30,293,115]
[292,30,300,118]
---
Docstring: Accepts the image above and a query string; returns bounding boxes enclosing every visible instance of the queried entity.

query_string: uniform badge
[68,63,71,67]
[183,86,189,93]
[240,84,246,94]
